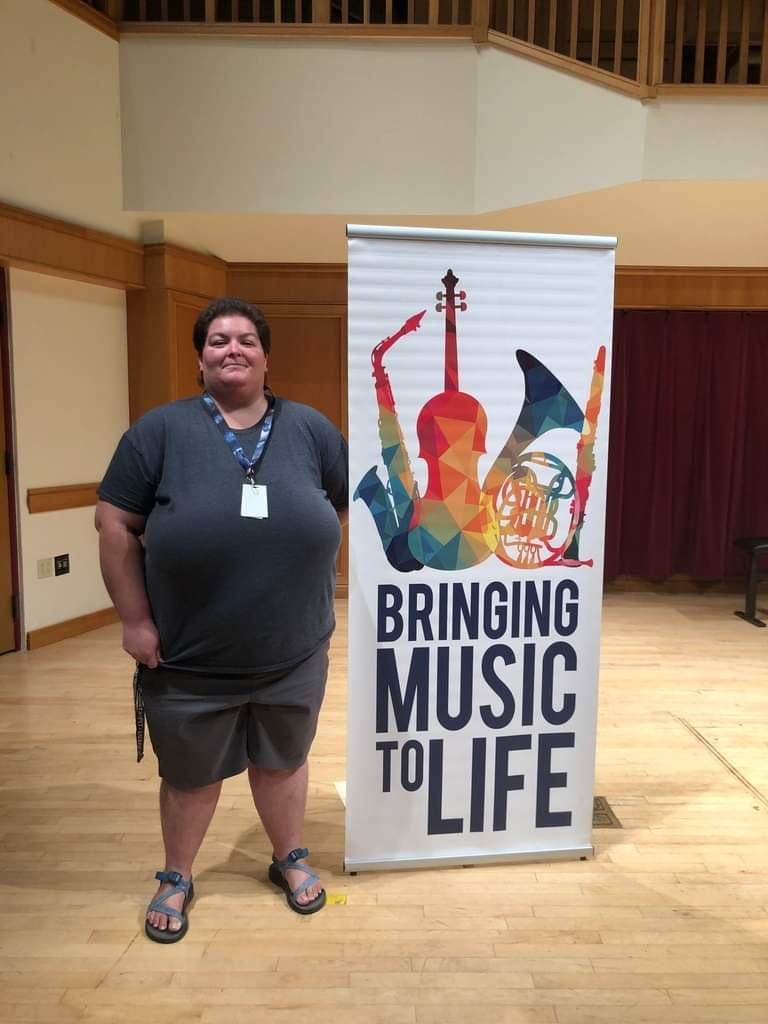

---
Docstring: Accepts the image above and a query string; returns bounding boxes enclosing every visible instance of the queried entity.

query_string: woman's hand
[123,619,161,668]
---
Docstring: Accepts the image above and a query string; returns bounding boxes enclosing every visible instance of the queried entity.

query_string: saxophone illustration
[353,311,426,573]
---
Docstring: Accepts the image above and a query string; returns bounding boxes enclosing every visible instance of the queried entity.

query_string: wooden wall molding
[3,198,767,312]
[27,483,100,515]
[144,243,227,298]
[655,85,768,97]
[486,31,652,98]
[119,24,474,39]
[614,266,768,310]
[48,0,119,40]
[228,263,347,305]
[232,264,768,311]
[0,202,144,290]
[27,606,119,650]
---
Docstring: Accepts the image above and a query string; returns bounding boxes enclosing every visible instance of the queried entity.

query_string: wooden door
[260,307,346,429]
[258,304,348,589]
[172,292,211,399]
[167,289,349,590]
[0,273,18,652]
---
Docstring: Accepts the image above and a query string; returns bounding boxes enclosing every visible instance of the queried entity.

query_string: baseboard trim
[605,575,766,595]
[27,607,119,650]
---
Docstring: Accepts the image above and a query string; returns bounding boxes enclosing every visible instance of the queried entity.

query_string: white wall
[120,38,477,214]
[154,178,768,266]
[644,98,768,180]
[474,48,647,210]
[9,269,129,633]
[0,0,138,238]
[119,36,768,221]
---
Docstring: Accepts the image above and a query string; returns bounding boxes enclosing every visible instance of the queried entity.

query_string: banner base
[344,844,594,873]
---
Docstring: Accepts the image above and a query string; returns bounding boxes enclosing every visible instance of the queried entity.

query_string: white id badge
[241,484,268,519]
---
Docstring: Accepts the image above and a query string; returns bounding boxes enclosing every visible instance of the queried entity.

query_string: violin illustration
[405,270,498,571]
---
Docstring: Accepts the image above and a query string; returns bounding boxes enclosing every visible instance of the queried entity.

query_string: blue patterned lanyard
[201,392,275,482]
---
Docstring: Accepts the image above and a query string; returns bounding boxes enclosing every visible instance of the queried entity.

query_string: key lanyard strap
[201,391,275,482]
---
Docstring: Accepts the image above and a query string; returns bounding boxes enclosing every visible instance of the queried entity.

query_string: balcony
[62,0,768,93]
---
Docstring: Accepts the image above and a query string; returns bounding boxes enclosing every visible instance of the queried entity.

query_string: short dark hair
[192,298,271,356]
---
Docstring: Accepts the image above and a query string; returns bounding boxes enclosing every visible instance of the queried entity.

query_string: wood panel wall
[0,202,143,290]
[127,244,226,421]
[126,255,350,591]
[6,195,768,595]
[615,267,768,309]
[228,265,349,588]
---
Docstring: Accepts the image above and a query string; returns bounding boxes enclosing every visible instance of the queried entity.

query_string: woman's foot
[146,879,185,932]
[269,848,326,914]
[145,870,193,941]
[284,859,324,906]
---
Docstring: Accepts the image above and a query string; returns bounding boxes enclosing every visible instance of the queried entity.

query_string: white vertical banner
[346,225,616,871]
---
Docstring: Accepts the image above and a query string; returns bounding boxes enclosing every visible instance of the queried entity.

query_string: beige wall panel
[467,182,768,269]
[9,269,129,632]
[0,0,138,240]
[119,38,477,214]
[474,48,647,210]
[644,99,768,180]
[161,179,768,267]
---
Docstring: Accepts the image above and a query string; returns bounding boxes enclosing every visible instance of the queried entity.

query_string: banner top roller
[347,223,618,250]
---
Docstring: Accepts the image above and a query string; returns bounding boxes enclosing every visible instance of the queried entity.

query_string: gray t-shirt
[98,395,348,673]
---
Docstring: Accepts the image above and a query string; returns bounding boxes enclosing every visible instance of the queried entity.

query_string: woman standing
[96,298,347,942]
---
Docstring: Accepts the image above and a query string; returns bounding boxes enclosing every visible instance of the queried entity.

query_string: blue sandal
[144,870,194,943]
[268,847,326,915]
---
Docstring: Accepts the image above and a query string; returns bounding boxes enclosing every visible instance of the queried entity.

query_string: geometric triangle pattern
[354,296,604,575]
[483,349,585,497]
[407,390,498,570]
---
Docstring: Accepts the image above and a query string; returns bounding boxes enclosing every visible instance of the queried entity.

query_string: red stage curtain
[605,311,768,580]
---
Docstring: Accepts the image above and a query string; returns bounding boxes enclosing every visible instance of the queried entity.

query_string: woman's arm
[95,499,161,668]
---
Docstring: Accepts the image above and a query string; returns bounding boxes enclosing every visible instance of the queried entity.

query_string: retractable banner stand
[346,225,616,872]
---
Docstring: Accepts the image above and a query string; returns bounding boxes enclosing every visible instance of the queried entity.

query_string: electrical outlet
[54,553,70,576]
[37,557,53,579]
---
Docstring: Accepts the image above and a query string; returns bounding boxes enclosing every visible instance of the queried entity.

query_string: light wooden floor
[0,593,767,1024]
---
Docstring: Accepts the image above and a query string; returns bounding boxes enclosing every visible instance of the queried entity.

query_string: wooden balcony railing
[661,0,768,84]
[61,0,768,90]
[489,0,767,87]
[77,0,474,27]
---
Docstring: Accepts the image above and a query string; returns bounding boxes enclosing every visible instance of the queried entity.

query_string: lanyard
[201,391,275,483]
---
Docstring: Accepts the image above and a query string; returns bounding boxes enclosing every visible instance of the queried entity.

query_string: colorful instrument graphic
[484,349,597,568]
[354,311,426,573]
[406,270,498,570]
[354,268,607,573]
[561,345,606,566]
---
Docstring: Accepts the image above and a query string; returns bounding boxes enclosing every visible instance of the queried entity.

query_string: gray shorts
[138,643,329,790]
